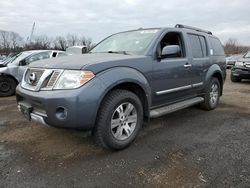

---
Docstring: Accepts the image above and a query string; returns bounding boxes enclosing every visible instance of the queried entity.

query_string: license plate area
[19,102,33,121]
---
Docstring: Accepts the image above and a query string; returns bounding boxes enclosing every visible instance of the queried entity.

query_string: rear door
[186,34,210,93]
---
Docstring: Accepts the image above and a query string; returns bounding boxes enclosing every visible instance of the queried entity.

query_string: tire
[200,77,221,111]
[94,89,143,150]
[231,74,241,82]
[0,76,17,97]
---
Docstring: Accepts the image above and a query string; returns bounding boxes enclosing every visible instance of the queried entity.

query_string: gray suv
[16,25,226,150]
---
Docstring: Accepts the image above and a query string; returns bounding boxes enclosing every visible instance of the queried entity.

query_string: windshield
[8,52,34,65]
[244,51,250,58]
[91,29,160,54]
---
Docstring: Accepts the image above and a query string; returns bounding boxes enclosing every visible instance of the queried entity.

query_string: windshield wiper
[107,51,131,55]
[89,51,132,55]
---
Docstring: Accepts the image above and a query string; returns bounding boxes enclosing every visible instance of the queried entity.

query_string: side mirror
[19,59,26,66]
[161,45,180,57]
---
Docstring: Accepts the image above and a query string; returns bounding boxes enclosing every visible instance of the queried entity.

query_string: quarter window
[209,37,224,56]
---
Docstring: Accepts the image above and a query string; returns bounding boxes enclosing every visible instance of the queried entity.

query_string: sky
[0,0,250,45]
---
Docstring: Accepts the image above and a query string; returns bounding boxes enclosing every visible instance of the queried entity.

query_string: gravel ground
[0,71,249,188]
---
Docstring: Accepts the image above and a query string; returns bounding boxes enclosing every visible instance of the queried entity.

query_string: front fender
[96,67,152,114]
[0,67,8,75]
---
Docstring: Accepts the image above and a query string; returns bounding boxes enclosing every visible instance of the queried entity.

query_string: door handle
[184,63,192,68]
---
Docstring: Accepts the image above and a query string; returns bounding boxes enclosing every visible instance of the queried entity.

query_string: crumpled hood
[28,53,150,74]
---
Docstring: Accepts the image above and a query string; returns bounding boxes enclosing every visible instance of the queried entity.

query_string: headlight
[235,61,244,67]
[53,70,95,90]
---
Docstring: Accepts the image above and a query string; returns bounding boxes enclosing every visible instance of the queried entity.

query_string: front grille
[25,69,45,86]
[46,71,61,88]
[22,68,62,91]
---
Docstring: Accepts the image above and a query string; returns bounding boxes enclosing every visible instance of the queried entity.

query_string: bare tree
[67,34,79,46]
[0,29,94,55]
[224,38,249,55]
[26,35,52,50]
[54,36,68,51]
[0,31,11,54]
[10,32,23,49]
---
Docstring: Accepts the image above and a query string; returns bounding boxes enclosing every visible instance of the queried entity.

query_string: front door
[150,31,195,107]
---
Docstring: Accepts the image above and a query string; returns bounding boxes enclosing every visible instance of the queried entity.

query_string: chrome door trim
[156,82,203,95]
[192,82,203,88]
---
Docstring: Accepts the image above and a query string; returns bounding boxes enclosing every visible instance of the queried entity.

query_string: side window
[199,36,208,57]
[158,32,185,58]
[25,52,51,65]
[57,52,67,57]
[188,34,203,58]
[209,37,224,56]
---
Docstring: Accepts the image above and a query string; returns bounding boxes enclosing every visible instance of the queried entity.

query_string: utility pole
[29,22,35,43]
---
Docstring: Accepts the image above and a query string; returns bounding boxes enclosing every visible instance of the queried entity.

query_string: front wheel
[94,89,143,150]
[0,77,17,97]
[200,77,221,110]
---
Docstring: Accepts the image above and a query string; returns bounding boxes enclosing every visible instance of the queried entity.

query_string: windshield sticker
[140,30,159,34]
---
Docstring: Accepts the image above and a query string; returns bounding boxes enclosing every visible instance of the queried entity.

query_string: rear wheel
[94,89,143,150]
[200,77,221,110]
[231,74,241,82]
[0,77,17,97]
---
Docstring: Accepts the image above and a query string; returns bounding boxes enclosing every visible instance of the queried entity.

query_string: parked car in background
[231,51,250,82]
[0,55,7,62]
[16,25,226,150]
[226,54,243,69]
[0,50,67,96]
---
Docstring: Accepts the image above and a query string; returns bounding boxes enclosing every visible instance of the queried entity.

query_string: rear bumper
[231,67,250,79]
[16,78,106,130]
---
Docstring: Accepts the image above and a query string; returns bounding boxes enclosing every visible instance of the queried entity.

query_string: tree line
[223,38,249,56]
[0,30,94,55]
[0,29,249,56]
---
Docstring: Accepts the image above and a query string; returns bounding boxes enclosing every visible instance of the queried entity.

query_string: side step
[150,97,204,118]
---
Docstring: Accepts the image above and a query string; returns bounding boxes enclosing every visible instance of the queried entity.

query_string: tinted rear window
[199,36,208,57]
[188,34,203,58]
[209,37,224,56]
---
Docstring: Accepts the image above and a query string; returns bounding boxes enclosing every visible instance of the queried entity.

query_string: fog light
[56,107,67,120]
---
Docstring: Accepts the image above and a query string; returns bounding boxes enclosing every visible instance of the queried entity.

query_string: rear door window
[199,36,208,57]
[188,34,203,58]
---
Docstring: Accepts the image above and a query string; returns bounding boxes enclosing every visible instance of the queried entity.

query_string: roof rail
[175,24,212,35]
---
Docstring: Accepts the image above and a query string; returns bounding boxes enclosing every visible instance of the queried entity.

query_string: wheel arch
[95,67,152,125]
[205,64,224,96]
[0,74,19,85]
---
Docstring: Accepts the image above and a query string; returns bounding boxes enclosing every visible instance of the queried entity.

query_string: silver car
[0,50,67,96]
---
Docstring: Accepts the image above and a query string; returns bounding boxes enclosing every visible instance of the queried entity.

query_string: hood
[0,62,5,67]
[29,53,150,73]
[238,57,250,63]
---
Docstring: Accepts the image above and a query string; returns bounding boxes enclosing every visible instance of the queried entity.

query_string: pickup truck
[16,24,226,150]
